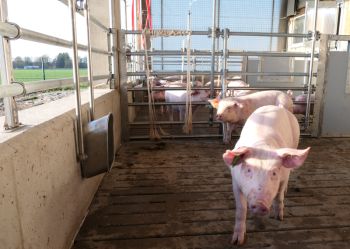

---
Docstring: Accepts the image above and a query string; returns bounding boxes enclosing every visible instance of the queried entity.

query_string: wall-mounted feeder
[82,113,114,178]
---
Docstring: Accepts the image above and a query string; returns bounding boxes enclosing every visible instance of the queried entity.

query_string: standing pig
[227,79,255,97]
[222,105,310,245]
[165,89,210,121]
[208,90,293,144]
[293,93,315,115]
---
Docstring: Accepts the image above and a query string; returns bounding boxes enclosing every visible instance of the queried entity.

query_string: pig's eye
[272,172,276,176]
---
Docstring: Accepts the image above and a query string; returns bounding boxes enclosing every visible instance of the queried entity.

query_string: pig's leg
[223,123,236,144]
[232,179,247,245]
[271,180,288,220]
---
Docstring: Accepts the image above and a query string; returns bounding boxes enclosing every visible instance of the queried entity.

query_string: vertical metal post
[160,0,164,70]
[311,34,329,137]
[108,0,117,89]
[221,28,229,142]
[305,0,319,129]
[0,0,20,130]
[69,0,86,161]
[84,0,95,121]
[209,0,217,123]
[216,0,220,78]
[269,0,275,51]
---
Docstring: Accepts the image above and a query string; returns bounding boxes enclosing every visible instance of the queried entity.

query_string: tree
[24,57,33,66]
[55,52,72,68]
[13,56,24,69]
[79,56,87,68]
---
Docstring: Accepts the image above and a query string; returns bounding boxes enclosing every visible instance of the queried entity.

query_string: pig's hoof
[231,232,246,246]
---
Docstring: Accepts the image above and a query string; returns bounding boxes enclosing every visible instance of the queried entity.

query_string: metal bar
[0,75,109,99]
[129,134,223,140]
[305,0,319,130]
[0,0,19,130]
[130,120,221,125]
[124,29,311,38]
[58,0,109,32]
[311,34,329,137]
[84,0,94,120]
[328,35,350,41]
[221,28,229,143]
[128,101,208,106]
[127,86,308,91]
[0,21,109,55]
[127,71,316,77]
[69,0,86,161]
[109,0,118,89]
[127,50,315,58]
[160,0,164,70]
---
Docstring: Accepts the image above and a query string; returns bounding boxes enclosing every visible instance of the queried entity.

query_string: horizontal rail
[124,29,312,38]
[328,35,350,41]
[129,134,223,140]
[0,21,110,55]
[130,120,221,125]
[127,71,317,77]
[127,86,308,91]
[0,74,110,98]
[128,101,209,106]
[127,50,315,58]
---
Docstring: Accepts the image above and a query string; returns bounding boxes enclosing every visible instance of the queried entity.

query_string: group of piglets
[208,83,311,245]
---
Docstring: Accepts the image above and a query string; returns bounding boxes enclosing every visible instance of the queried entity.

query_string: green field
[13,69,88,82]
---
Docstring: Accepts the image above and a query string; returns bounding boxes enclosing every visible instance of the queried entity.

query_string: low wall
[0,89,121,249]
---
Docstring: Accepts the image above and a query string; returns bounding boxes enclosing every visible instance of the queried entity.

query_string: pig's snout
[216,114,223,120]
[249,202,270,216]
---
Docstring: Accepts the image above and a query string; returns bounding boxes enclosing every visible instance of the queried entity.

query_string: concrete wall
[0,89,121,249]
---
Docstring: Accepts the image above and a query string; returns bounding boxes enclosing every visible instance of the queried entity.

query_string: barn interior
[0,0,350,248]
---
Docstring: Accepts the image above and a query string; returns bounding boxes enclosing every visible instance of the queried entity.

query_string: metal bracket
[4,22,22,40]
[307,30,321,41]
[208,27,220,38]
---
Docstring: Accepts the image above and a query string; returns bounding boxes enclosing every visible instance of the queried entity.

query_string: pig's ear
[231,101,244,109]
[223,147,251,167]
[208,98,220,109]
[276,147,311,169]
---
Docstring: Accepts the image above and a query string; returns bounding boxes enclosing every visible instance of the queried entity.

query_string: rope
[142,29,166,140]
[182,27,193,134]
[150,29,192,37]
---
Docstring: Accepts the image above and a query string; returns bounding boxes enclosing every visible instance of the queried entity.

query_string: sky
[8,0,88,60]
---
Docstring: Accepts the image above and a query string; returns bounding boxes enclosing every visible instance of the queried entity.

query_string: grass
[12,69,88,83]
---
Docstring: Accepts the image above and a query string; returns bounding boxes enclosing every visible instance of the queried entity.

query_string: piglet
[222,105,310,245]
[208,90,293,144]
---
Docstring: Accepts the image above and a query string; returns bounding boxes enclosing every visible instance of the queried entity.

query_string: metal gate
[120,0,323,141]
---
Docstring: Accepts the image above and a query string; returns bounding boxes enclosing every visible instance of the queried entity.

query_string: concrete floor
[73,138,350,249]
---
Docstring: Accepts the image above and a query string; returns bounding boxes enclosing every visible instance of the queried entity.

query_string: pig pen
[73,138,350,249]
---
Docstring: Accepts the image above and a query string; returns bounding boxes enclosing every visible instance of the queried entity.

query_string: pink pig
[208,90,293,144]
[222,105,310,245]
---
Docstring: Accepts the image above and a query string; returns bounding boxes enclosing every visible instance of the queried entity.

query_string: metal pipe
[127,50,316,58]
[130,120,222,125]
[109,0,117,89]
[160,0,164,70]
[221,28,229,142]
[127,86,308,91]
[0,75,109,99]
[127,71,315,77]
[305,0,319,129]
[124,29,312,38]
[129,134,223,140]
[128,101,208,106]
[0,0,19,130]
[0,21,109,55]
[84,1,95,120]
[69,0,86,161]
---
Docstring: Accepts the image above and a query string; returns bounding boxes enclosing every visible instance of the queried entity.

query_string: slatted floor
[73,138,350,249]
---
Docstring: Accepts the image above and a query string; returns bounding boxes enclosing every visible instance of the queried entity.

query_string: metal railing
[0,0,118,167]
[122,7,320,140]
